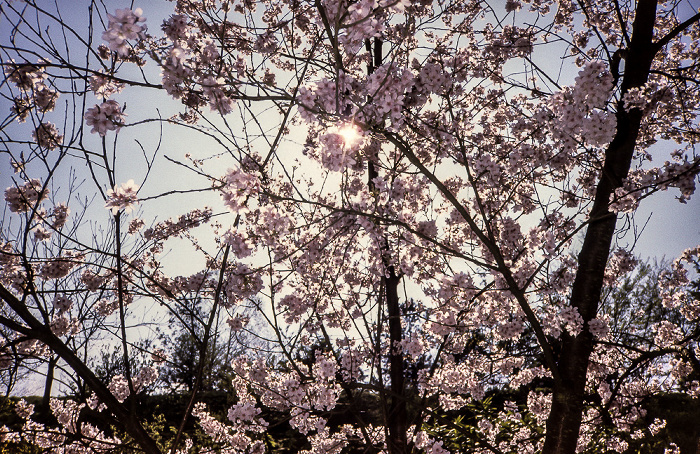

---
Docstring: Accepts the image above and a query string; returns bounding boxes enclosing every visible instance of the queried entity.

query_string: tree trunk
[363,36,409,454]
[542,0,659,452]
[386,270,408,454]
[40,355,56,421]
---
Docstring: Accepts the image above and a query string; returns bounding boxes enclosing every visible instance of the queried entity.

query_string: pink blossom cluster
[157,13,250,115]
[609,168,656,212]
[40,251,82,280]
[193,402,264,452]
[610,156,700,211]
[52,295,72,314]
[437,272,477,306]
[288,408,326,436]
[95,299,119,317]
[496,319,525,340]
[298,76,351,122]
[2,398,122,453]
[413,60,451,98]
[319,132,358,171]
[299,65,415,131]
[254,30,278,54]
[134,365,159,391]
[161,14,190,41]
[105,179,139,214]
[658,246,700,321]
[227,402,262,425]
[142,208,212,242]
[31,223,50,244]
[108,374,130,402]
[89,73,125,99]
[0,242,26,291]
[102,8,147,57]
[622,80,673,112]
[14,399,34,418]
[573,61,613,109]
[426,308,458,337]
[4,2,700,453]
[400,337,425,359]
[221,168,259,212]
[505,0,522,12]
[7,62,45,90]
[484,25,534,61]
[658,158,700,203]
[31,226,50,242]
[161,44,194,99]
[549,61,616,149]
[224,229,253,258]
[334,0,383,52]
[279,293,311,323]
[497,217,526,261]
[303,426,353,454]
[84,100,125,136]
[587,317,610,338]
[51,203,69,229]
[362,65,415,127]
[224,264,263,305]
[559,306,584,336]
[527,391,552,424]
[6,61,58,121]
[169,271,215,295]
[653,320,683,348]
[200,75,233,114]
[28,209,53,240]
[313,353,338,380]
[128,217,145,234]
[32,225,51,242]
[15,339,50,359]
[81,269,106,291]
[227,314,249,331]
[31,122,63,150]
[49,398,84,434]
[4,179,46,213]
[424,357,485,400]
[33,85,59,113]
[413,431,450,454]
[603,248,638,285]
[50,315,80,337]
[230,356,345,441]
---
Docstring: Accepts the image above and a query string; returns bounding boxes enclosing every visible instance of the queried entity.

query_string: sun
[337,123,361,147]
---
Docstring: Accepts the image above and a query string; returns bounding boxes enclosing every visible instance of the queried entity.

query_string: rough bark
[542,0,659,452]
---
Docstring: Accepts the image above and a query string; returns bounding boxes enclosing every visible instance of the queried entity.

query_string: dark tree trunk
[40,355,56,421]
[386,270,408,454]
[364,36,409,454]
[542,1,659,452]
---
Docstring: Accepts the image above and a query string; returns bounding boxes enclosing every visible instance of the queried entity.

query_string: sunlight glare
[338,124,361,147]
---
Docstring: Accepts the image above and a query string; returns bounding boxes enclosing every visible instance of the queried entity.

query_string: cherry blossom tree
[1,0,700,454]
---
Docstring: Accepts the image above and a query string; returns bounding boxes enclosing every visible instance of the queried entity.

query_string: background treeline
[2,390,699,453]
